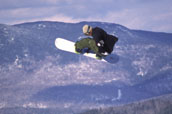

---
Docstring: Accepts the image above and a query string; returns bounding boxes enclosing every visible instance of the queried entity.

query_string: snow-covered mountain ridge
[0,21,172,113]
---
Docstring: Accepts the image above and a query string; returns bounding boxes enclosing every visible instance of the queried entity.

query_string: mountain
[1,94,172,114]
[81,93,172,114]
[0,21,172,113]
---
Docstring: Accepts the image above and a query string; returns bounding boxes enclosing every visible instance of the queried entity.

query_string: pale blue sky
[0,0,172,33]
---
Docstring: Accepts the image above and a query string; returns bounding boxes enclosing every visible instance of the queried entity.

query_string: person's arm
[93,33,104,47]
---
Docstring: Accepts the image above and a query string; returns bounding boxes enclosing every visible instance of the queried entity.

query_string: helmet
[82,25,92,35]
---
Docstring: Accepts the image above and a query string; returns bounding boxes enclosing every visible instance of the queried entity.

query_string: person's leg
[88,39,109,58]
[75,38,105,60]
[75,38,99,54]
[75,38,92,53]
[87,39,99,54]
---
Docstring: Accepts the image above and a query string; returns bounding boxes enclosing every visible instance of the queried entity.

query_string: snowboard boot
[95,54,103,60]
[75,45,83,54]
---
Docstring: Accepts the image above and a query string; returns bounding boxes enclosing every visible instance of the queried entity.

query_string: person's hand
[97,40,104,47]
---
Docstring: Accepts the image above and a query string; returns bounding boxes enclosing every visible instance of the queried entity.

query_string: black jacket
[92,27,118,54]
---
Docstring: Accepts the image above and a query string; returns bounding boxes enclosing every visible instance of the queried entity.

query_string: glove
[97,51,109,58]
[75,48,83,54]
[85,48,91,53]
[101,52,109,56]
[97,40,104,47]
[100,52,109,57]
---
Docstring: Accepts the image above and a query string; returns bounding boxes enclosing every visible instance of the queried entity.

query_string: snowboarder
[75,24,118,59]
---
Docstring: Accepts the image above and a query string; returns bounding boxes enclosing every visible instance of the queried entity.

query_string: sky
[0,0,172,33]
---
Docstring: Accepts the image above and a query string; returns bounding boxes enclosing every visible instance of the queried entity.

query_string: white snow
[17,55,128,88]
[137,69,144,77]
[14,55,22,68]
[112,89,122,101]
[133,59,148,77]
[117,89,122,100]
[144,44,156,50]
[131,44,158,77]
[11,37,14,41]
[105,78,117,83]
[38,24,46,29]
[23,102,47,109]
[0,44,4,47]
[64,103,73,108]
[3,28,8,34]
[116,26,136,37]
[24,53,28,57]
[14,56,19,65]
[0,103,6,109]
[160,64,172,71]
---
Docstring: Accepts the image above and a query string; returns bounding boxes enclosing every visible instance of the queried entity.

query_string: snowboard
[55,38,119,63]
